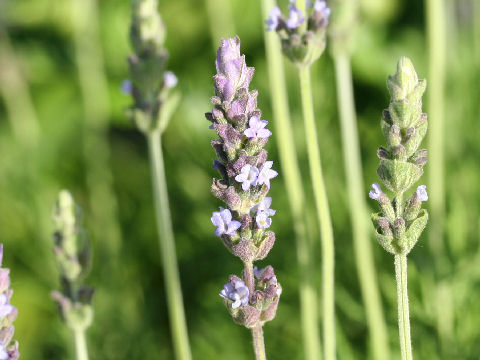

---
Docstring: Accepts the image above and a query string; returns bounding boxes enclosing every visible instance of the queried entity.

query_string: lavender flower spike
[211,208,241,237]
[244,116,272,139]
[416,185,428,202]
[0,245,20,360]
[208,37,281,357]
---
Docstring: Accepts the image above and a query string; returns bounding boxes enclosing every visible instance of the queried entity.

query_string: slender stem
[394,254,413,360]
[147,131,192,360]
[298,66,335,360]
[244,261,255,295]
[252,325,267,360]
[71,0,122,259]
[426,0,446,256]
[73,330,89,360]
[261,1,322,359]
[333,53,390,360]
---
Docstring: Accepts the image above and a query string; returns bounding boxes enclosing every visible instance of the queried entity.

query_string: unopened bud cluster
[51,191,94,332]
[369,57,429,255]
[207,37,281,328]
[124,0,178,133]
[0,245,19,360]
[266,0,331,66]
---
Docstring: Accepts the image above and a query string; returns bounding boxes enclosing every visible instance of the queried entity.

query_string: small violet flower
[416,185,428,202]
[244,116,272,139]
[265,6,282,31]
[256,161,278,189]
[163,71,178,88]
[251,197,276,216]
[235,164,260,191]
[211,208,241,237]
[0,294,14,318]
[313,0,331,21]
[286,4,305,29]
[121,79,133,95]
[220,279,249,309]
[369,183,383,201]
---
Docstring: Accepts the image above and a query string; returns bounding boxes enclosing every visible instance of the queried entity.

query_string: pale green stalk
[74,330,89,360]
[298,66,335,360]
[394,254,412,360]
[333,53,390,360]
[252,325,267,360]
[70,0,122,258]
[426,0,446,256]
[261,1,322,359]
[147,130,192,360]
[205,0,236,48]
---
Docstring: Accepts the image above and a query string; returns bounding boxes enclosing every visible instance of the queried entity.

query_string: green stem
[252,325,267,360]
[298,66,335,360]
[394,254,413,360]
[333,53,390,360]
[73,330,89,360]
[426,0,446,256]
[147,131,192,360]
[71,0,122,259]
[261,1,322,359]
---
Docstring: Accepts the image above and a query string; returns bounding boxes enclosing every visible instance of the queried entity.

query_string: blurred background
[0,0,479,358]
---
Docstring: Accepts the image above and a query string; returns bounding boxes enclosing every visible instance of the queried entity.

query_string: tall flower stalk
[261,1,322,359]
[369,58,429,360]
[124,1,191,359]
[0,244,20,360]
[51,191,94,360]
[329,1,390,359]
[266,2,336,358]
[207,37,282,360]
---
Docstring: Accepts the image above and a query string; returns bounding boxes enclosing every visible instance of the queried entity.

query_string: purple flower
[369,183,383,201]
[416,185,428,202]
[256,211,273,229]
[121,79,133,95]
[211,208,241,237]
[163,71,178,88]
[220,279,249,309]
[0,294,14,318]
[244,116,272,139]
[0,342,7,360]
[265,6,282,31]
[235,164,260,191]
[286,4,305,29]
[255,161,278,189]
[313,0,331,24]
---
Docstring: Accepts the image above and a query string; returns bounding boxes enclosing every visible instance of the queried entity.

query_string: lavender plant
[51,190,94,360]
[266,2,336,359]
[329,1,390,358]
[124,1,191,359]
[369,58,429,360]
[207,37,282,360]
[0,245,20,360]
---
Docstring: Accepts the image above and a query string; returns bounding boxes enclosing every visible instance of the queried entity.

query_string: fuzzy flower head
[211,208,241,237]
[244,116,272,139]
[265,0,330,66]
[220,279,249,309]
